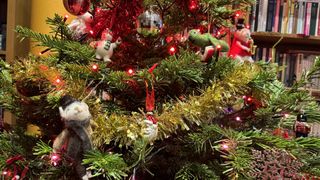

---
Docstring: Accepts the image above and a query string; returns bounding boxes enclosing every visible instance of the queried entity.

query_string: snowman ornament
[90,29,121,62]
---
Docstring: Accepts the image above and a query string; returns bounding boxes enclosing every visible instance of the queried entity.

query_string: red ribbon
[6,155,24,165]
[5,155,29,179]
[145,81,155,112]
[145,63,158,112]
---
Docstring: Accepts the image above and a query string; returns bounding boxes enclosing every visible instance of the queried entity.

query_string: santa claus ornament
[229,19,256,63]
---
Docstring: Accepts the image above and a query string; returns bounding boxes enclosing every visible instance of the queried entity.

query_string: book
[309,2,318,36]
[278,0,284,32]
[292,1,300,34]
[281,0,289,33]
[274,0,282,32]
[315,2,320,35]
[304,2,312,36]
[287,0,295,33]
[266,0,276,32]
[296,1,305,34]
[257,0,268,31]
[250,3,257,32]
[254,0,260,31]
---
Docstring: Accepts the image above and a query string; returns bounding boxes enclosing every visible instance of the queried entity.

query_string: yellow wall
[30,0,75,54]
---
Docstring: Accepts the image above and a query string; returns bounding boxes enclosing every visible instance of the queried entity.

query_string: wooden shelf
[0,50,6,55]
[251,32,320,53]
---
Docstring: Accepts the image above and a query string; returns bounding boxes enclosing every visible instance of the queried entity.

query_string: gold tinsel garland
[91,62,261,147]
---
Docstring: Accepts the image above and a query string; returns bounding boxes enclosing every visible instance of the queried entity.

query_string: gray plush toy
[53,95,92,180]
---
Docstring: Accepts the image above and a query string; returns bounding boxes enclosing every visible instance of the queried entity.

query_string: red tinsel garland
[91,0,143,39]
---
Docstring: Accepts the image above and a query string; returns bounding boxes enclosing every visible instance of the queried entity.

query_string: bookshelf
[252,32,320,53]
[249,0,320,101]
[0,0,31,127]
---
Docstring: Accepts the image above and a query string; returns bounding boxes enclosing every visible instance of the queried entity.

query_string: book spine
[258,0,268,31]
[315,3,320,35]
[309,2,318,36]
[266,0,276,32]
[262,48,267,61]
[274,0,281,32]
[304,2,312,36]
[281,0,289,33]
[288,0,295,34]
[278,0,284,32]
[250,3,257,32]
[292,2,299,34]
[318,4,320,35]
[254,0,260,31]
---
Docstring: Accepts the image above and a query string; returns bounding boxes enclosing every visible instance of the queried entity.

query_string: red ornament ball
[63,0,90,16]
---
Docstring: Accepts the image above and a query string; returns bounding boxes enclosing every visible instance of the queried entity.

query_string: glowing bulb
[189,4,196,10]
[127,68,135,76]
[51,155,59,161]
[246,25,250,29]
[222,144,229,150]
[89,30,94,35]
[169,46,177,55]
[91,64,99,71]
[242,95,247,99]
[216,45,221,50]
[236,116,241,121]
[189,0,198,11]
[217,31,221,35]
[284,113,289,118]
[2,171,8,175]
[247,97,252,102]
[96,8,101,13]
[55,78,61,84]
[235,13,240,17]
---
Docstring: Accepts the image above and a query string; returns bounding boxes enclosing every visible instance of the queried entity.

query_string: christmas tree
[1,0,320,179]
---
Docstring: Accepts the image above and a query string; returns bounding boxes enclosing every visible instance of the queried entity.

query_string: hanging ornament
[68,12,93,40]
[228,18,256,63]
[63,0,91,16]
[90,29,122,62]
[294,113,311,138]
[142,64,159,142]
[136,6,163,37]
[188,29,229,62]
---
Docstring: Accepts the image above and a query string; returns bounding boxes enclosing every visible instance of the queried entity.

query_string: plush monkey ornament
[53,95,92,180]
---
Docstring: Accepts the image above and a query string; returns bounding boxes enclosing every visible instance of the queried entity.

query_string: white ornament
[68,12,93,39]
[142,113,158,142]
[91,29,121,62]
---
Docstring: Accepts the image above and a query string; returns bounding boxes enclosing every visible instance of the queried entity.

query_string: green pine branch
[16,26,95,64]
[175,163,219,180]
[82,150,128,179]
